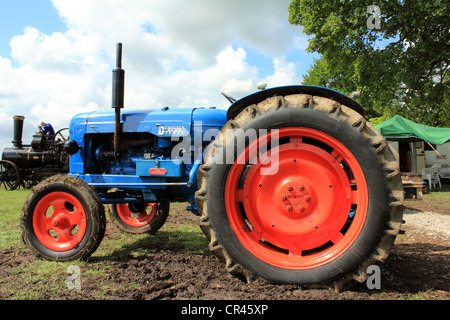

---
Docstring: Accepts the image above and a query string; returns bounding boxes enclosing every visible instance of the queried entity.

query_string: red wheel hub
[33,192,87,252]
[225,128,368,269]
[274,177,315,218]
[116,203,157,227]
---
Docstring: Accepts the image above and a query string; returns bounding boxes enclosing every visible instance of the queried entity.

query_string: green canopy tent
[375,115,450,174]
[375,115,450,145]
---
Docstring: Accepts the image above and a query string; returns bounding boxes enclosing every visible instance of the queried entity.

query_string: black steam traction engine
[0,115,69,190]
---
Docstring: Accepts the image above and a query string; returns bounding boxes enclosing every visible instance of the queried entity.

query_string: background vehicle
[1,116,69,190]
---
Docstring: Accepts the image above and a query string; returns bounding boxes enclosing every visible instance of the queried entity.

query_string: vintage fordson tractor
[20,44,404,287]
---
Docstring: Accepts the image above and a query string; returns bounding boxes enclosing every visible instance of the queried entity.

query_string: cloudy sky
[0,0,318,152]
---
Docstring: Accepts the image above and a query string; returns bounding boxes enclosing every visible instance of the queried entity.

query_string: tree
[289,0,450,127]
[302,57,357,93]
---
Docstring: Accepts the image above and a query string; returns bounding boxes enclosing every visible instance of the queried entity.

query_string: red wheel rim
[225,127,368,269]
[116,203,157,227]
[33,192,87,252]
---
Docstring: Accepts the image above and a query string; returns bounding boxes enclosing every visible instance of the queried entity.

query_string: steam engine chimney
[12,115,25,149]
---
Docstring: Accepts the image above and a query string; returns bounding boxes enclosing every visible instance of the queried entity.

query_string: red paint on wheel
[225,128,368,269]
[33,192,87,252]
[115,203,157,227]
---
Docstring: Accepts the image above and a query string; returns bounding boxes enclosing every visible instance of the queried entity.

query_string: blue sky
[0,0,66,59]
[0,0,318,151]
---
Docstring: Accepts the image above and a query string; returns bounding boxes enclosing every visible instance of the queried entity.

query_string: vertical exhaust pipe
[12,115,25,149]
[112,43,125,155]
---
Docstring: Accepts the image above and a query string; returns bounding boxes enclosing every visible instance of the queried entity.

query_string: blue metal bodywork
[68,106,227,211]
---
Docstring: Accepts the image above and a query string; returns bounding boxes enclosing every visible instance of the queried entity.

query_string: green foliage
[289,0,450,126]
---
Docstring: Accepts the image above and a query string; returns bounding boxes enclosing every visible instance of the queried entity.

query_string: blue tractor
[20,44,404,287]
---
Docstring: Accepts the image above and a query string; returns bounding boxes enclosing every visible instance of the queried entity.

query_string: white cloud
[266,58,299,87]
[0,0,307,152]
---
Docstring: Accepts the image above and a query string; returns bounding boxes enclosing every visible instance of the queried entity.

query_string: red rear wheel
[196,95,404,287]
[225,127,368,269]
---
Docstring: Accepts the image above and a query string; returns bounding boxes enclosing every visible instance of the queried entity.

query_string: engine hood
[69,107,227,140]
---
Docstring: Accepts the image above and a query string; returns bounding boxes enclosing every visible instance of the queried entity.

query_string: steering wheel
[52,128,69,151]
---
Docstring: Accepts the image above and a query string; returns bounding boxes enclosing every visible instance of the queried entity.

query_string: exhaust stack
[12,115,25,149]
[112,43,125,155]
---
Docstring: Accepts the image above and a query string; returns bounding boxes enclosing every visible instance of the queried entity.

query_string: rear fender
[226,85,365,120]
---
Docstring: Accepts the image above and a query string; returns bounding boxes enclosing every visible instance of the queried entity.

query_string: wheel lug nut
[299,205,305,212]
[287,185,293,191]
[281,194,287,201]
[286,204,293,211]
[299,185,305,191]
[305,195,311,202]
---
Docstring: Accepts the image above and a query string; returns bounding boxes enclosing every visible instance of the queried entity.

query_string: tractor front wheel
[21,175,106,261]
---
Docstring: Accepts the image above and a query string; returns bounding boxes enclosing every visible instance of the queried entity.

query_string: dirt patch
[0,202,448,301]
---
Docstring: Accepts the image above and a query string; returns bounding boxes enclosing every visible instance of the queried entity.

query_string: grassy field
[0,188,208,299]
[0,186,448,300]
[0,189,29,249]
[0,188,207,252]
[403,184,450,215]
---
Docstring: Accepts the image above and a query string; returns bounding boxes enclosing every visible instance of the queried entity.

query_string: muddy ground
[0,200,448,301]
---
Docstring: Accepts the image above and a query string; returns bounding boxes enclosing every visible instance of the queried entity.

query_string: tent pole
[411,142,417,173]
[426,141,450,167]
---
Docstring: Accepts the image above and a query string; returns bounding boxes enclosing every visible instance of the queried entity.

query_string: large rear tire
[195,94,403,288]
[21,175,106,261]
